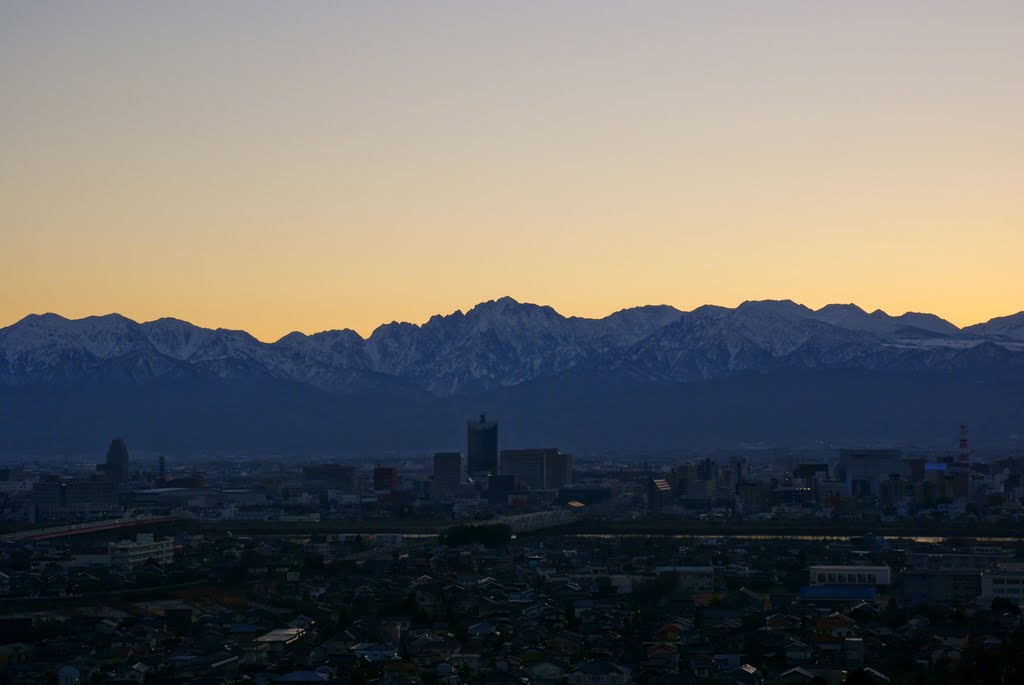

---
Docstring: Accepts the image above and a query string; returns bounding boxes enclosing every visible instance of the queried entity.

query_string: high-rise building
[373,466,399,492]
[500,448,572,490]
[432,452,465,499]
[544,451,573,490]
[467,412,498,475]
[98,437,130,482]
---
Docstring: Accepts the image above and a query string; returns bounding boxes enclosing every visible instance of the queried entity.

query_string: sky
[1,1,1022,342]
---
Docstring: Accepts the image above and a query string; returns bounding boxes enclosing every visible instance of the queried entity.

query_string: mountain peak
[736,299,814,317]
[17,312,69,325]
[469,296,525,313]
[817,303,868,316]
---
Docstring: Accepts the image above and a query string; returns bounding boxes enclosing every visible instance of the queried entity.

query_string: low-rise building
[981,570,1024,603]
[108,534,174,569]
[654,566,715,594]
[809,565,891,587]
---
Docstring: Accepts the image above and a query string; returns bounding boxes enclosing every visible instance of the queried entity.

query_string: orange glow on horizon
[1,2,1022,342]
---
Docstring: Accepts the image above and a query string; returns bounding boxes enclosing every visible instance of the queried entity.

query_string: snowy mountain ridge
[2,298,1023,396]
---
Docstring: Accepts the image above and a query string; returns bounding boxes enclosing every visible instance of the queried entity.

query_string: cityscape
[2,416,1024,684]
[3,1,1024,684]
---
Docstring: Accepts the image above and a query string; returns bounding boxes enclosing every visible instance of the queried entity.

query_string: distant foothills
[1,297,1023,454]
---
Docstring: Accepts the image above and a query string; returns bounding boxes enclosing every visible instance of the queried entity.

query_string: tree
[992,596,1021,615]
[844,668,876,685]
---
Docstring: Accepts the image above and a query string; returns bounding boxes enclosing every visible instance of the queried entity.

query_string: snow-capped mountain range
[2,297,1023,396]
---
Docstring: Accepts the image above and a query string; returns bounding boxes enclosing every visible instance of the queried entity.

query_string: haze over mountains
[2,298,1023,454]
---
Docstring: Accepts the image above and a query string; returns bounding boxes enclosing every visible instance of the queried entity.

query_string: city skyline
[3,4,1024,681]
[3,1,1023,342]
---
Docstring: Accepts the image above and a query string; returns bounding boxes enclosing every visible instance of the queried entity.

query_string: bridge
[0,516,181,542]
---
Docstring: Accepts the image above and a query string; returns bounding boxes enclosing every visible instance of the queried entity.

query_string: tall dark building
[467,412,498,475]
[500,448,573,490]
[33,475,118,522]
[98,437,130,482]
[432,452,465,499]
[373,466,399,492]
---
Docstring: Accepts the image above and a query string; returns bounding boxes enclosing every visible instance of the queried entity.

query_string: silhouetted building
[33,475,118,522]
[901,570,981,608]
[838,449,905,497]
[98,437,130,482]
[500,448,572,490]
[373,466,399,492]
[303,464,359,494]
[432,452,465,499]
[738,480,769,512]
[487,474,516,504]
[467,412,498,475]
[158,455,166,480]
[544,451,573,489]
[794,463,829,482]
[648,478,673,509]
[696,457,718,482]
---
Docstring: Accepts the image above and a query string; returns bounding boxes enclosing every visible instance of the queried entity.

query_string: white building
[981,570,1024,603]
[809,565,891,587]
[108,534,174,569]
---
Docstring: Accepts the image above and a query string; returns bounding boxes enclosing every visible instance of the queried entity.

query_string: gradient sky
[2,1,1022,341]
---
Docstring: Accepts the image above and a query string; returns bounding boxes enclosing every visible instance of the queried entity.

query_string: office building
[838,449,906,497]
[373,466,399,492]
[500,448,572,490]
[432,452,465,499]
[33,475,118,521]
[737,481,769,512]
[544,451,573,489]
[467,413,498,475]
[97,437,130,482]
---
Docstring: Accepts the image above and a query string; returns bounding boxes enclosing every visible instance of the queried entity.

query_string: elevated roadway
[0,516,180,542]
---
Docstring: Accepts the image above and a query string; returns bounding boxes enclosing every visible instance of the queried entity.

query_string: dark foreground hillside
[2,368,1022,455]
